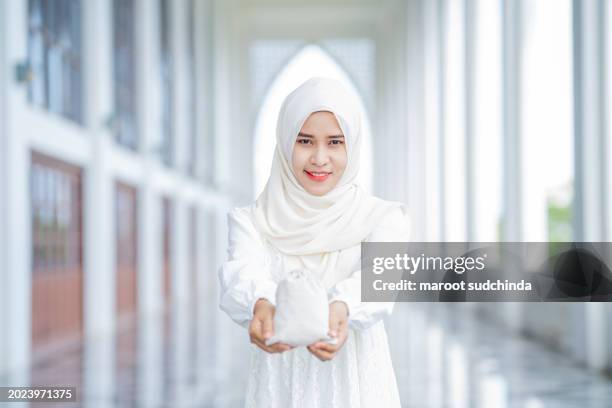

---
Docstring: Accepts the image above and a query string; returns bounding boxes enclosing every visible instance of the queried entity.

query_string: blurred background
[0,0,611,406]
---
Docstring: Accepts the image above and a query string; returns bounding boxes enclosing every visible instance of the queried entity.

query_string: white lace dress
[218,203,410,408]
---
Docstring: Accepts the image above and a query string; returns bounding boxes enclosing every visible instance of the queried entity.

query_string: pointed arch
[253,44,374,197]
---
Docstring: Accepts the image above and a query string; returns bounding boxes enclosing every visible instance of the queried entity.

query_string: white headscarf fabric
[253,77,404,256]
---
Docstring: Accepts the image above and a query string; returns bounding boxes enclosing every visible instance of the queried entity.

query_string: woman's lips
[304,170,331,182]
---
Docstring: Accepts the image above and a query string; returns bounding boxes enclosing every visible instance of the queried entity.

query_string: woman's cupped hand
[249,298,294,353]
[307,300,349,362]
[249,298,349,360]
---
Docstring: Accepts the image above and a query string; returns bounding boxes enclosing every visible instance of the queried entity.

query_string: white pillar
[571,0,607,371]
[573,0,606,242]
[172,0,188,173]
[501,0,524,332]
[0,0,8,377]
[607,0,612,242]
[212,0,234,191]
[195,0,215,185]
[4,0,31,375]
[137,0,164,317]
[423,0,443,242]
[83,0,116,339]
[405,0,426,241]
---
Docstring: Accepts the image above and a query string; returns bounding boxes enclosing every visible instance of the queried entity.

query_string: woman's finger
[311,342,337,353]
[253,338,293,354]
[268,342,292,353]
[252,337,276,353]
[308,346,334,361]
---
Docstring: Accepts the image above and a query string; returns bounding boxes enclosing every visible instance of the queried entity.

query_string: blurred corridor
[1,0,612,406]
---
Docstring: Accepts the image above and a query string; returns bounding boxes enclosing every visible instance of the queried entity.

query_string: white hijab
[253,77,403,257]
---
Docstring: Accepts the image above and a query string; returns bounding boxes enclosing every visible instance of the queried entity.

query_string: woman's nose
[310,147,329,165]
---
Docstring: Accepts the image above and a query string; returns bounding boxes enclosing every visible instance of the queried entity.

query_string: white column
[605,0,612,370]
[607,0,612,242]
[405,0,426,241]
[571,0,607,371]
[375,8,395,200]
[4,0,32,375]
[501,0,522,243]
[501,0,524,332]
[170,0,190,307]
[83,0,116,339]
[0,0,8,377]
[172,0,188,173]
[423,0,443,242]
[573,0,606,242]
[212,0,233,191]
[194,0,215,185]
[137,0,164,317]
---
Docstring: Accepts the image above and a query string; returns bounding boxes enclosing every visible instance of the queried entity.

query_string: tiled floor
[2,303,612,407]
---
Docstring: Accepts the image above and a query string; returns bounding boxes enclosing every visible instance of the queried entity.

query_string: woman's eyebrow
[297,132,344,138]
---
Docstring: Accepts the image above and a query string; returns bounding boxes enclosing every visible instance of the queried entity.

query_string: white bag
[265,269,337,347]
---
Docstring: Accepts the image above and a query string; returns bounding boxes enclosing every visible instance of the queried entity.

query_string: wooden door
[116,182,138,325]
[31,152,83,351]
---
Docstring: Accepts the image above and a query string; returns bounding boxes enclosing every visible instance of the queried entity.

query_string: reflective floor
[2,303,612,407]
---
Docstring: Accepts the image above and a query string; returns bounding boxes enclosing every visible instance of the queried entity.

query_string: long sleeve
[328,205,411,331]
[218,206,278,329]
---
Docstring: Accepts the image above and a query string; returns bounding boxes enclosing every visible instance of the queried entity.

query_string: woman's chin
[303,184,335,196]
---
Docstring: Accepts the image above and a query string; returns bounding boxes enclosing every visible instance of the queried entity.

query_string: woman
[218,77,410,407]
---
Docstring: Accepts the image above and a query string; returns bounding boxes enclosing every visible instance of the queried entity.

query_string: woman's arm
[327,205,411,331]
[218,207,278,329]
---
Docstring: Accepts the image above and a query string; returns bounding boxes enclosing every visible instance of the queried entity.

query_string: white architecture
[1,0,612,389]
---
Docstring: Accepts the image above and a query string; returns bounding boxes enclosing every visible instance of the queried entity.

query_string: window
[159,0,174,166]
[31,153,82,274]
[113,0,138,150]
[27,0,83,123]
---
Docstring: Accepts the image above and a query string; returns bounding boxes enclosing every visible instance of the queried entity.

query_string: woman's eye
[297,139,311,145]
[330,140,344,145]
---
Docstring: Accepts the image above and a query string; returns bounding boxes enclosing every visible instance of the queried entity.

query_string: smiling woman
[292,111,347,196]
[218,77,411,407]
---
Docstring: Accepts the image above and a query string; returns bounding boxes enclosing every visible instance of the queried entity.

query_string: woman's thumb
[262,316,274,339]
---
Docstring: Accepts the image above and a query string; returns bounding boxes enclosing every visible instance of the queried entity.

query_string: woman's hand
[249,298,294,353]
[307,300,349,362]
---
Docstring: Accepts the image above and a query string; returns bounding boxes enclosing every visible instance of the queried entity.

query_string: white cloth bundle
[265,269,337,347]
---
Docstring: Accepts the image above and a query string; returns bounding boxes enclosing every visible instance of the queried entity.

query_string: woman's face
[292,111,347,196]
